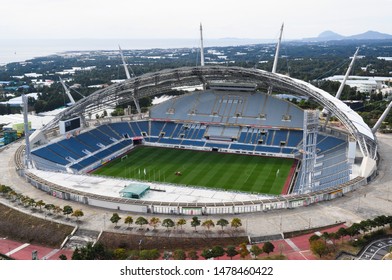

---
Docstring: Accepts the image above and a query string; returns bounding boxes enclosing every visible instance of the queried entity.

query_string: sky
[1,0,391,40]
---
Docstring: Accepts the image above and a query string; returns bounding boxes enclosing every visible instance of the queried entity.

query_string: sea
[0,38,272,65]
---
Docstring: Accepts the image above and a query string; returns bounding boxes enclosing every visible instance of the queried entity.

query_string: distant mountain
[347,30,392,40]
[317,30,345,40]
[303,30,392,41]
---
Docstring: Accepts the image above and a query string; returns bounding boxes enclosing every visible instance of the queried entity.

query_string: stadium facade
[12,65,379,215]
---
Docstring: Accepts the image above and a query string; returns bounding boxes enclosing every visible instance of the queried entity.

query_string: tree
[72,209,84,221]
[359,220,371,234]
[211,245,225,259]
[176,218,186,230]
[347,223,361,239]
[72,242,111,260]
[135,216,148,229]
[124,216,133,228]
[44,203,55,214]
[337,227,348,244]
[250,245,263,259]
[231,218,242,230]
[24,197,35,208]
[139,249,160,260]
[238,243,250,259]
[0,185,12,195]
[374,215,388,228]
[309,234,321,243]
[8,190,17,201]
[191,216,201,231]
[201,248,214,260]
[329,232,340,246]
[226,245,239,260]
[262,242,275,255]
[202,219,215,231]
[113,248,128,260]
[217,218,229,231]
[17,193,25,204]
[173,249,187,260]
[321,232,330,244]
[128,250,140,260]
[149,217,161,230]
[63,205,73,218]
[35,200,45,211]
[188,250,199,260]
[162,218,175,230]
[310,239,328,258]
[53,205,63,216]
[110,213,121,226]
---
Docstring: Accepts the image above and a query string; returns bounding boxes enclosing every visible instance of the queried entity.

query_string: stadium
[14,61,380,216]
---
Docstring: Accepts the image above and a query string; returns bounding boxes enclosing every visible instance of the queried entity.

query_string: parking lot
[357,238,392,260]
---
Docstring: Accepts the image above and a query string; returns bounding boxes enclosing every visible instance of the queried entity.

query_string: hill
[304,30,392,41]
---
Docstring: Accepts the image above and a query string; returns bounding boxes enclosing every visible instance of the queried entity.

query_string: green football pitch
[93,146,294,195]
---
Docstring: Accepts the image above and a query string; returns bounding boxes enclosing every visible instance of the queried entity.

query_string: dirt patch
[0,203,74,247]
[99,231,248,251]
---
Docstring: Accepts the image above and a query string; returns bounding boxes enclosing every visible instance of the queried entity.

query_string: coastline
[0,38,270,65]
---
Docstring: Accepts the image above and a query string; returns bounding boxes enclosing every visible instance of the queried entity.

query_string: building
[325,75,392,93]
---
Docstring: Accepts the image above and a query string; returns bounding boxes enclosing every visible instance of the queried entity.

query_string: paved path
[357,238,392,260]
[0,238,73,260]
[0,133,392,238]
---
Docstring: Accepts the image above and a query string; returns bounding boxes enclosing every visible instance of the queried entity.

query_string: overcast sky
[1,0,391,40]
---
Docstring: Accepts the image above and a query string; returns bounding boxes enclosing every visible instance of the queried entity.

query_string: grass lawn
[93,146,294,195]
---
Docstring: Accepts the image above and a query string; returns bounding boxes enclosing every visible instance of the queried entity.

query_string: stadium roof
[39,66,376,158]
[293,76,374,141]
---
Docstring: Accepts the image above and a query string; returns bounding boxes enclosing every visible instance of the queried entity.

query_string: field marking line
[6,243,30,256]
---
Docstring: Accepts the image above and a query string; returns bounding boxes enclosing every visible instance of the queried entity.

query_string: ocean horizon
[0,38,273,65]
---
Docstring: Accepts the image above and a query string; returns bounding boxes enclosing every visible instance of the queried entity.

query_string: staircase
[62,228,100,249]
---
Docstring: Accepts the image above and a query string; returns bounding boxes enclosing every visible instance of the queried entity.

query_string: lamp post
[279,215,282,232]
[103,213,106,230]
[357,196,361,211]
